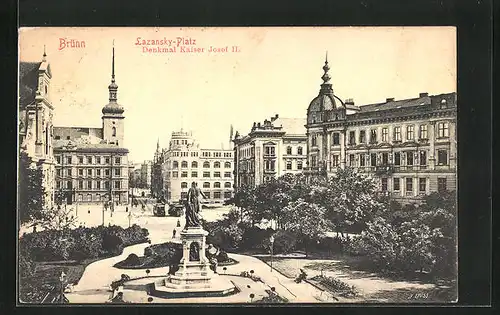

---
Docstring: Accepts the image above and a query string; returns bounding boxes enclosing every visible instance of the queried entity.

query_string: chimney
[386,97,395,102]
[419,92,429,97]
[345,98,355,105]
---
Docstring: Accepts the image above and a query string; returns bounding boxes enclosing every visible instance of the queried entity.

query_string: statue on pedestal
[184,182,207,229]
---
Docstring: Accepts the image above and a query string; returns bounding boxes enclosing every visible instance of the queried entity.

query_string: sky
[19,27,456,163]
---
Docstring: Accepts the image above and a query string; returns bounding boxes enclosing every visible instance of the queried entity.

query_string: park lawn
[19,258,102,303]
[257,255,457,303]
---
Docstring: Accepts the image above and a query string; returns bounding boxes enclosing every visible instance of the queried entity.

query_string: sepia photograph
[18,26,457,304]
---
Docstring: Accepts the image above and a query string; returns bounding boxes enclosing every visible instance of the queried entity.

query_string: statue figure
[184,182,207,228]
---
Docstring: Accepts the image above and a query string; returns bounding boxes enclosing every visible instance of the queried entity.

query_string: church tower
[102,42,125,146]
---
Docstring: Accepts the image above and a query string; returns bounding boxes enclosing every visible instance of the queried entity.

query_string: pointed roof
[102,42,124,115]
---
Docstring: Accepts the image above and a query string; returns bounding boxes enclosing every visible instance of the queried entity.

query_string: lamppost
[128,210,132,228]
[269,235,275,272]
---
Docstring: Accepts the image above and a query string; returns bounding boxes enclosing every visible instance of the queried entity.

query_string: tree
[18,151,45,224]
[280,199,330,257]
[39,205,78,231]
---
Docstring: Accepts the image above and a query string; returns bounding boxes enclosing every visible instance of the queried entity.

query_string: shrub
[124,253,141,266]
[240,227,274,251]
[270,230,297,254]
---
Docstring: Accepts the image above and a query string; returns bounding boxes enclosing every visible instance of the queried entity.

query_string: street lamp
[269,235,275,272]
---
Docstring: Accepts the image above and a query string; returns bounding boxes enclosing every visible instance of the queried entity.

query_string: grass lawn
[19,258,102,303]
[257,254,457,303]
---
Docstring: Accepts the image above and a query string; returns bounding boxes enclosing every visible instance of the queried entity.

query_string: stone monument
[148,182,236,298]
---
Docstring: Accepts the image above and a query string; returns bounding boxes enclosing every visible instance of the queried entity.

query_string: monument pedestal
[148,227,236,298]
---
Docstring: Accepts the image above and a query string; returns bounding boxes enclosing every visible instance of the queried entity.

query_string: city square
[18,27,457,304]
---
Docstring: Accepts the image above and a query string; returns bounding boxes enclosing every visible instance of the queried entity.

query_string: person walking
[176,219,181,228]
[172,228,177,239]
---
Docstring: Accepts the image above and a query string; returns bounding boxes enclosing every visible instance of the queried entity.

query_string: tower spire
[108,41,118,102]
[321,51,331,84]
[42,45,47,62]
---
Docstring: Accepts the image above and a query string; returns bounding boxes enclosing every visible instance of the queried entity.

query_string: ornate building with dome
[305,56,457,202]
[52,45,130,205]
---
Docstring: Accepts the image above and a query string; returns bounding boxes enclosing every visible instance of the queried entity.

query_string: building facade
[153,131,235,204]
[52,45,130,205]
[305,57,457,202]
[140,160,152,188]
[233,114,307,189]
[19,49,56,210]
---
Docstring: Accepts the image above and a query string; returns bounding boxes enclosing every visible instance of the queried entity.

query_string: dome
[102,102,124,115]
[308,94,336,113]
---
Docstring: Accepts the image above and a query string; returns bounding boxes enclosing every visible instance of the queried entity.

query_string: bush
[240,227,274,251]
[124,253,141,266]
[271,230,297,254]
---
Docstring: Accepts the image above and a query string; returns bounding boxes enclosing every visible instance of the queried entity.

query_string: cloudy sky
[19,27,456,162]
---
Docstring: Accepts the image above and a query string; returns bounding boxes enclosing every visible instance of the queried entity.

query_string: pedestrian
[176,219,181,228]
[172,228,177,239]
[126,206,128,212]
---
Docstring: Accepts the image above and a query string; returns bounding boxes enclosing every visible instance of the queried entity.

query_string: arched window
[224,182,232,188]
[203,161,210,168]
[214,182,221,188]
[203,182,210,188]
[224,162,231,168]
[181,161,188,168]
[181,182,188,188]
[191,161,198,168]
[172,161,178,169]
[112,127,116,137]
[214,162,220,168]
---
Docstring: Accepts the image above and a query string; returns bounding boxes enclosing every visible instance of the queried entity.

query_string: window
[394,152,401,165]
[204,192,210,199]
[172,171,178,178]
[359,154,365,167]
[96,156,101,164]
[67,156,72,164]
[181,171,188,178]
[56,181,61,189]
[286,146,292,155]
[382,152,389,165]
[214,162,220,168]
[115,168,121,176]
[57,169,62,176]
[87,180,92,190]
[79,169,84,176]
[370,153,377,166]
[214,172,221,177]
[419,178,426,193]
[104,181,109,189]
[349,154,355,167]
[224,172,231,178]
[87,169,92,176]
[172,161,179,169]
[349,131,356,145]
[224,191,232,199]
[311,134,317,147]
[406,178,413,194]
[332,133,340,145]
[115,181,121,189]
[105,169,110,176]
[79,157,84,164]
[67,169,72,176]
[181,182,188,188]
[381,178,388,192]
[56,156,61,164]
[393,127,401,141]
[420,151,427,166]
[437,122,449,138]
[214,192,221,199]
[181,192,187,199]
[203,171,210,178]
[224,162,231,168]
[407,125,415,141]
[264,146,276,156]
[203,161,210,168]
[225,182,232,188]
[191,161,198,168]
[359,130,366,144]
[97,169,101,176]
[214,182,221,188]
[419,125,428,139]
[332,155,339,167]
[406,152,414,166]
[438,178,447,192]
[311,156,317,168]
[370,129,377,143]
[191,171,198,177]
[265,160,276,171]
[286,161,292,170]
[297,161,303,170]
[203,182,210,188]
[96,181,101,189]
[112,127,116,136]
[87,156,92,164]
[297,147,303,155]
[382,128,388,142]
[105,157,110,164]
[79,180,83,189]
[437,150,448,165]
[67,180,72,189]
[181,161,188,168]
[115,157,121,164]
[393,178,400,191]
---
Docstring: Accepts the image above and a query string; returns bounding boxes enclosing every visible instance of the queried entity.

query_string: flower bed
[309,275,358,298]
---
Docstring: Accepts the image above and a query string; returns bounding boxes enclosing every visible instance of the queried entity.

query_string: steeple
[157,138,160,151]
[321,51,331,84]
[42,45,47,62]
[108,41,118,103]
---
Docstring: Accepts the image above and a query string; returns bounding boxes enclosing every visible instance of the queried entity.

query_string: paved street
[65,201,332,303]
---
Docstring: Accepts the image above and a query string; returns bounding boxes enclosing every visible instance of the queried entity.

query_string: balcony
[375,165,394,176]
